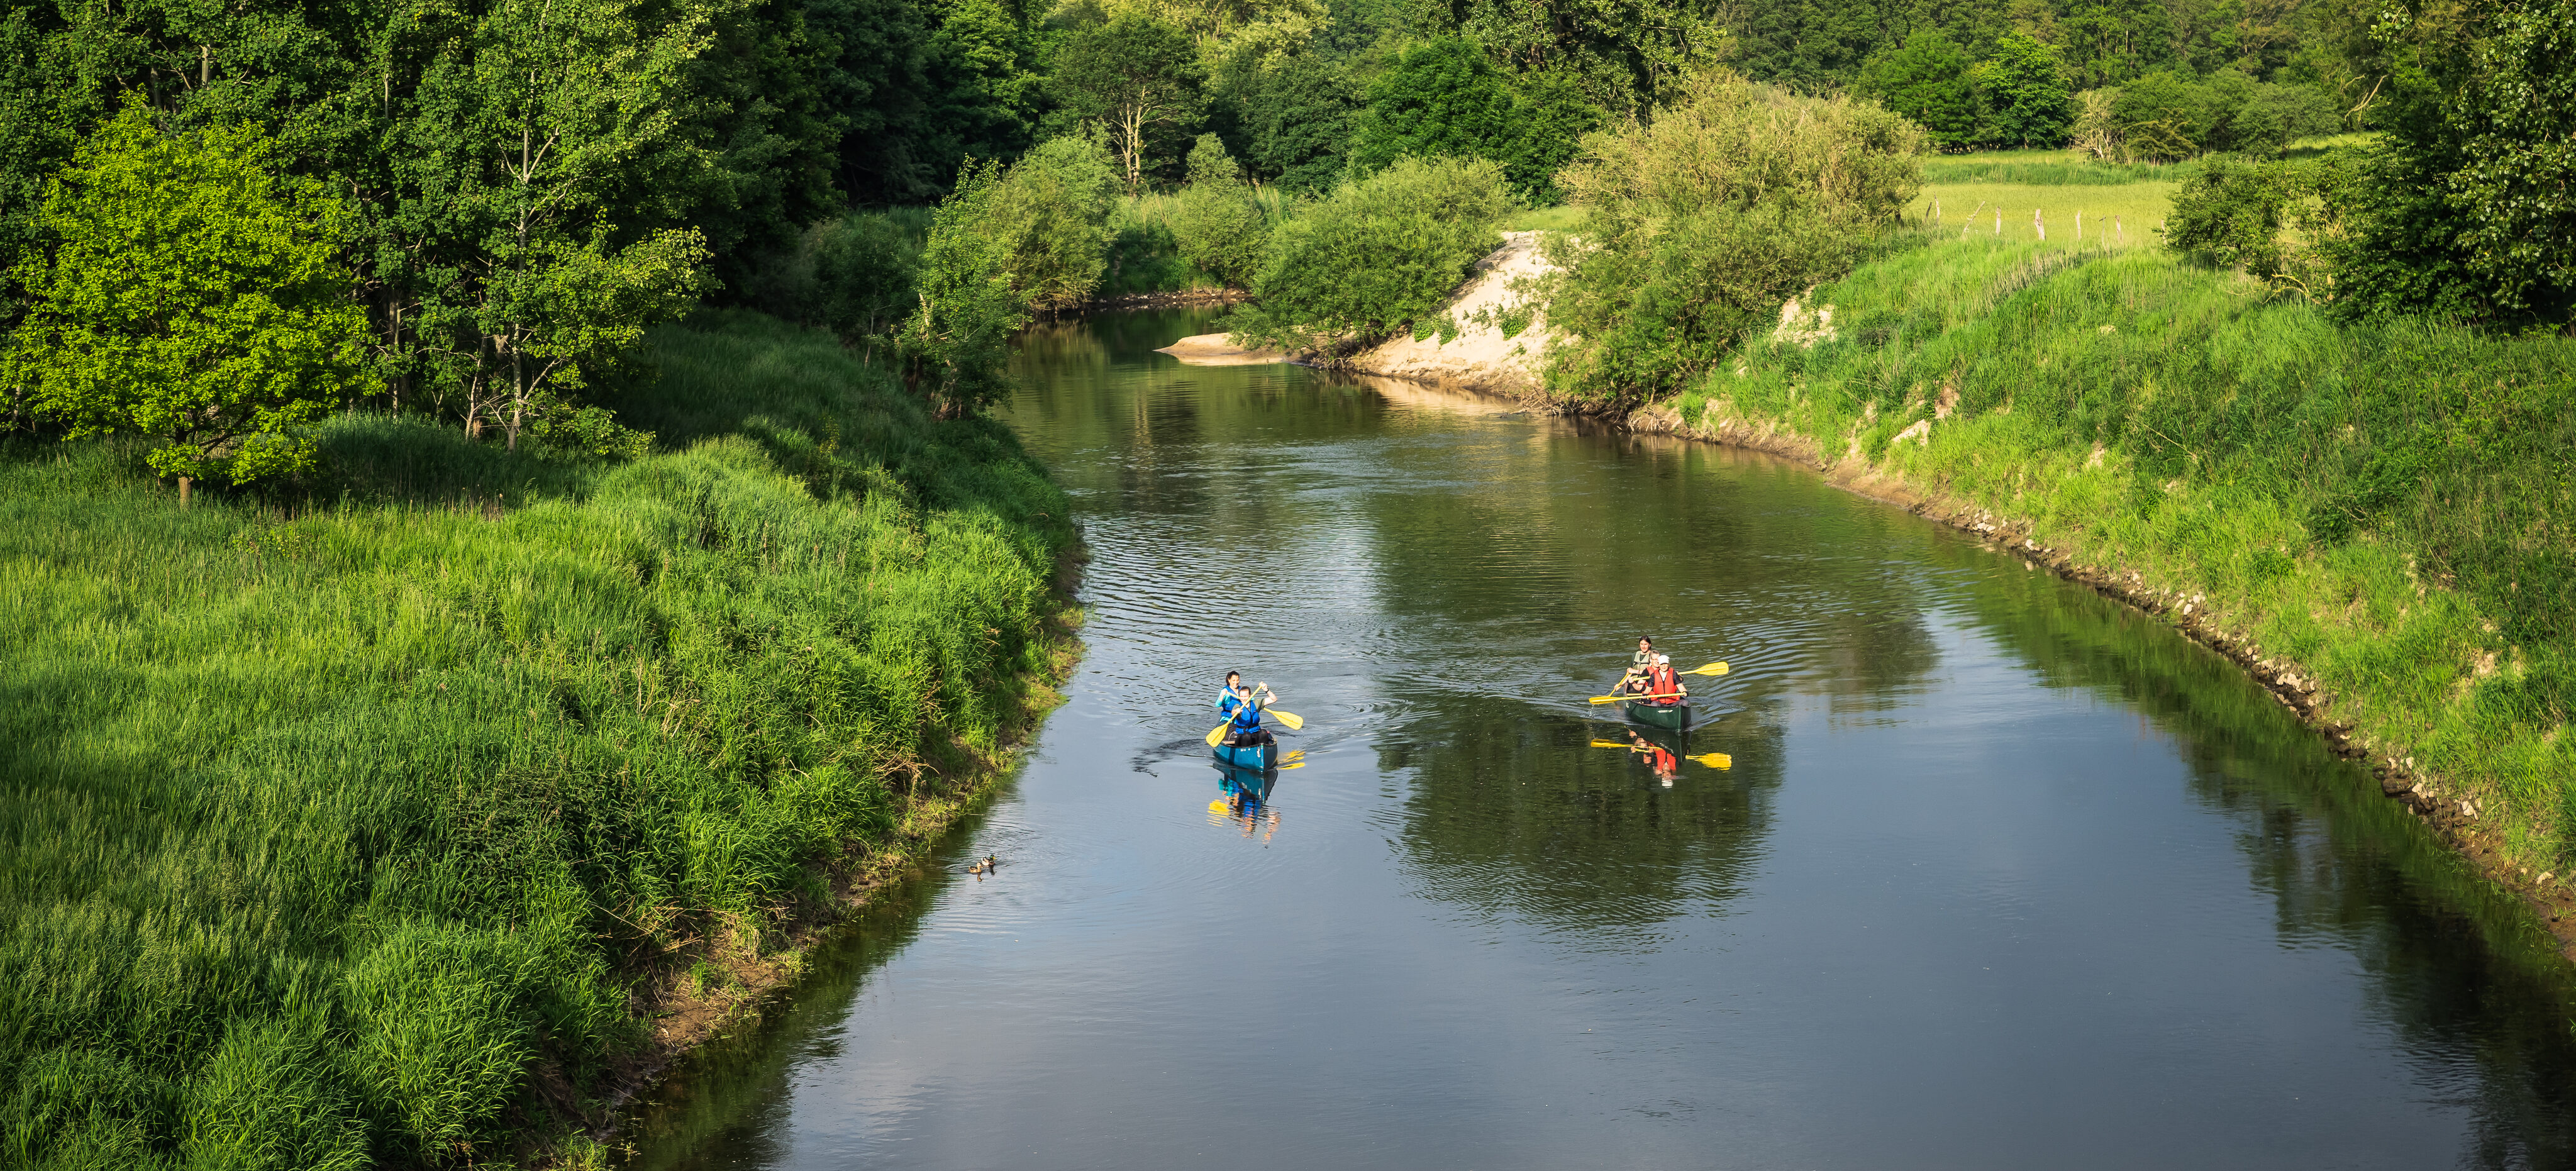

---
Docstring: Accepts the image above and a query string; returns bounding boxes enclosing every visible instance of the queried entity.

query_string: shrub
[1165,135,1272,287]
[894,162,1027,417]
[1540,70,1926,405]
[811,211,924,341]
[987,136,1119,313]
[1227,155,1510,352]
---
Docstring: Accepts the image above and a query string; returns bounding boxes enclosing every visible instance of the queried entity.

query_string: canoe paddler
[1646,654,1685,706]
[1618,637,1655,695]
[1219,675,1278,748]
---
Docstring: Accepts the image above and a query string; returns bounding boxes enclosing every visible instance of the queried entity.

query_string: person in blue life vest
[1217,672,1279,747]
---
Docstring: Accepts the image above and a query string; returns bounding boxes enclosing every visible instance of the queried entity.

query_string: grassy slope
[1665,233,2575,874]
[0,310,1072,1168]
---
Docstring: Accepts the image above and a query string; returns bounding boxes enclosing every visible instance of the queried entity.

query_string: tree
[4,103,365,501]
[1972,32,2074,148]
[2111,69,2210,158]
[1233,53,1359,193]
[1230,155,1511,351]
[1350,38,1516,175]
[987,135,1119,311]
[2445,0,2576,320]
[392,0,718,450]
[1859,30,1976,148]
[1542,70,1926,403]
[1168,133,1272,286]
[894,162,1026,416]
[1049,14,1204,192]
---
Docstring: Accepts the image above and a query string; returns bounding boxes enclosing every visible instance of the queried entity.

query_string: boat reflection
[1208,763,1282,841]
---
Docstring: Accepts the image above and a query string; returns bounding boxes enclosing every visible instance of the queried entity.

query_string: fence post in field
[2117,215,2124,245]
[1994,209,2001,236]
[2076,210,2082,241]
[1934,197,1941,227]
[2035,208,2046,241]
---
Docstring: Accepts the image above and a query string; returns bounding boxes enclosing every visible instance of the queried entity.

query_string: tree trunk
[178,476,191,508]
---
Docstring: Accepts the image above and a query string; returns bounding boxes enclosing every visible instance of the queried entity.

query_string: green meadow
[1672,233,2576,865]
[0,311,1072,1168]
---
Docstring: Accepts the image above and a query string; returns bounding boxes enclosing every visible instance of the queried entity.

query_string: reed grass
[0,309,1072,1168]
[1676,236,2576,871]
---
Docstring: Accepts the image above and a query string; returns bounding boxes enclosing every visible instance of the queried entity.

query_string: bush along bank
[1635,234,2576,940]
[0,309,1076,1169]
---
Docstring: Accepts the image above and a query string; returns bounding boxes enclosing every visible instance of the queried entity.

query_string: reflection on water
[621,309,2576,1170]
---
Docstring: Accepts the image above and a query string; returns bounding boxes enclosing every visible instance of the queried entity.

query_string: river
[622,308,2576,1169]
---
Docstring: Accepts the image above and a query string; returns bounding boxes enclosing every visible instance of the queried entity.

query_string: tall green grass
[1919,150,2200,186]
[1677,236,2576,867]
[0,309,1071,1167]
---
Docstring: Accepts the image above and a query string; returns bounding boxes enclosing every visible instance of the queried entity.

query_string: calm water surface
[626,309,2576,1168]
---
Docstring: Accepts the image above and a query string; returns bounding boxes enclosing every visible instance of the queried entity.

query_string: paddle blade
[1687,662,1729,677]
[1269,709,1304,730]
[1205,724,1227,746]
[1689,752,1733,769]
[1590,740,1631,748]
[1587,694,1629,704]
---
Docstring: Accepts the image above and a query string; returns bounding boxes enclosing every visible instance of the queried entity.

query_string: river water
[625,309,2576,1169]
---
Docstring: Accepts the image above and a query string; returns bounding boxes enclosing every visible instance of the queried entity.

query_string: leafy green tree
[2111,69,2209,158]
[988,135,1119,311]
[919,0,1044,179]
[813,211,924,343]
[1049,13,1204,191]
[1230,155,1509,350]
[1350,39,1516,175]
[1859,30,1976,148]
[1542,70,1925,404]
[1506,68,1601,201]
[896,162,1026,416]
[1972,32,2074,148]
[1168,133,1272,286]
[2445,0,2576,321]
[1232,52,1359,193]
[4,104,365,501]
[392,0,716,449]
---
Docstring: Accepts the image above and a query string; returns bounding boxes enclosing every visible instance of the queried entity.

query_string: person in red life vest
[1646,653,1685,706]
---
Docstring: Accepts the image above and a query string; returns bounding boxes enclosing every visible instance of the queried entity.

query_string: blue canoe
[1211,739,1279,770]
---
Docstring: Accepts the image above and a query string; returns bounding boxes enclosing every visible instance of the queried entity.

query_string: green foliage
[1226,51,1359,194]
[2445,0,2576,321]
[895,162,1028,415]
[1696,234,2575,869]
[1542,71,1927,404]
[1349,40,1599,199]
[1860,30,1977,148]
[1166,135,1273,287]
[4,104,365,493]
[1228,155,1509,351]
[0,309,1070,1168]
[1970,32,2074,149]
[2163,153,2345,297]
[814,211,929,340]
[1048,13,1204,191]
[988,135,1120,311]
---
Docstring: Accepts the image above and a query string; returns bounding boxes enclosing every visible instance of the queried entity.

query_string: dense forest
[0,0,2556,491]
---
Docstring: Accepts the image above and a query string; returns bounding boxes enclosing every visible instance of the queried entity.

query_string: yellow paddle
[1587,662,1726,704]
[1590,740,1731,770]
[1203,684,1303,743]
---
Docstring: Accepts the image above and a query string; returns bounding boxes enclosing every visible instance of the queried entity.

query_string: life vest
[1228,696,1262,730]
[1650,663,1680,704]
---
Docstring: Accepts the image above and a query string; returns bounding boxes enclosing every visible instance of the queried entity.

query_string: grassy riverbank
[0,310,1073,1168]
[1655,234,2576,879]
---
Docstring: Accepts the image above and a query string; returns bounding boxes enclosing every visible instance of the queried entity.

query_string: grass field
[1667,236,2576,872]
[0,310,1073,1168]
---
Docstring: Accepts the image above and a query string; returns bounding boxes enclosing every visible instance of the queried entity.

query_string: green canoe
[1623,699,1691,731]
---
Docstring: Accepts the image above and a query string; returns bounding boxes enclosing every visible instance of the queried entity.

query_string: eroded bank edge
[1614,404,2576,963]
[533,542,1091,1168]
